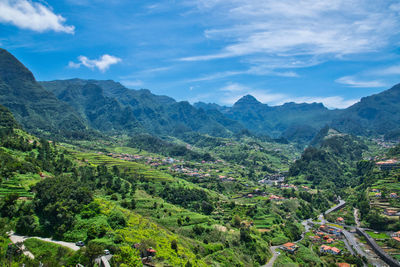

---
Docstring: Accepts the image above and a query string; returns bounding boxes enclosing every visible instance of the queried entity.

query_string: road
[354,208,361,227]
[8,234,35,259]
[8,231,81,253]
[261,246,279,267]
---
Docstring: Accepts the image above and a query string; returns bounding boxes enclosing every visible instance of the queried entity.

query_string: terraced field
[0,173,41,198]
[70,150,174,181]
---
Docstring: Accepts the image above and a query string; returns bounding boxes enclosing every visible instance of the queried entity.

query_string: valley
[0,49,400,267]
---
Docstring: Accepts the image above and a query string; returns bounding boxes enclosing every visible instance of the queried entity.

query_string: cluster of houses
[319,225,342,237]
[320,245,341,255]
[384,209,400,216]
[101,151,182,167]
[311,228,341,245]
[375,159,400,170]
[371,189,398,199]
[269,194,286,201]
[372,138,399,149]
[258,174,285,185]
[391,231,400,242]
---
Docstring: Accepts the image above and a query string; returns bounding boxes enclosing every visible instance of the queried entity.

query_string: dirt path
[8,231,81,252]
[8,234,35,259]
[354,208,361,227]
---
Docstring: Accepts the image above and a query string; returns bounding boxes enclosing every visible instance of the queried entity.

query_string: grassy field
[365,230,389,239]
[24,238,75,263]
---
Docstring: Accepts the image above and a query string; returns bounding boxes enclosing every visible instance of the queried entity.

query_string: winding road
[262,199,352,267]
[8,231,81,259]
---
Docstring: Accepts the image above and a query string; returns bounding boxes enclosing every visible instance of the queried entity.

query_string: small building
[375,192,382,198]
[281,242,298,254]
[371,188,380,193]
[311,236,321,242]
[320,245,341,255]
[326,238,334,244]
[384,209,398,216]
[392,237,400,242]
[391,231,400,238]
[376,159,400,170]
[336,217,344,224]
[146,248,156,257]
[390,193,398,198]
[337,263,351,267]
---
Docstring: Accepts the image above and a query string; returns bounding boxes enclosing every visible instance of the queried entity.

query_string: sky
[1,0,400,109]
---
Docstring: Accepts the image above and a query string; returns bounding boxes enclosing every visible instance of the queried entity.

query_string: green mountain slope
[0,49,88,138]
[41,79,245,137]
[40,80,141,133]
[332,83,400,136]
[289,127,367,189]
[196,83,400,140]
[196,95,335,141]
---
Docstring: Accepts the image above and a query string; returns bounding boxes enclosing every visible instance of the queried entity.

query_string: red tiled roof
[283,242,295,248]
[337,263,351,267]
[393,237,400,242]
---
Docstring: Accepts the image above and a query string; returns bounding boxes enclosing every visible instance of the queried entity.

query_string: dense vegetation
[2,48,400,267]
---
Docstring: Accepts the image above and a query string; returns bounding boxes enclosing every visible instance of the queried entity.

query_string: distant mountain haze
[1,48,400,143]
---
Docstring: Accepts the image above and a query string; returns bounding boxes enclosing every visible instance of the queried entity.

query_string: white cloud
[120,79,143,87]
[335,76,385,88]
[182,0,400,62]
[0,0,75,34]
[372,65,400,76]
[279,96,359,109]
[187,66,299,82]
[68,54,122,72]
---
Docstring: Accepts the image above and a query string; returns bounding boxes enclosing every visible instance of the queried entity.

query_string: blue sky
[1,0,400,108]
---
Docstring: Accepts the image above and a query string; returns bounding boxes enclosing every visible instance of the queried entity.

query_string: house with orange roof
[391,231,400,238]
[326,238,334,244]
[393,237,400,242]
[336,217,344,223]
[384,209,398,216]
[311,235,321,242]
[390,193,398,198]
[336,263,351,267]
[281,242,298,254]
[320,245,341,255]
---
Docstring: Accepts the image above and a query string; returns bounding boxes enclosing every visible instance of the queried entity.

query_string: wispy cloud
[335,76,385,88]
[210,82,358,109]
[372,65,400,76]
[120,79,143,88]
[0,0,75,34]
[187,66,299,82]
[68,54,121,72]
[182,1,399,63]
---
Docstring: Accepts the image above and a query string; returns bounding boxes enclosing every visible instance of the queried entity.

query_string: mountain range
[1,48,400,143]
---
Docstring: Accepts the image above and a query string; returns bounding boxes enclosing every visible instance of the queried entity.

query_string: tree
[113,245,141,266]
[171,240,178,252]
[84,241,104,265]
[0,193,19,218]
[107,210,126,229]
[15,215,37,235]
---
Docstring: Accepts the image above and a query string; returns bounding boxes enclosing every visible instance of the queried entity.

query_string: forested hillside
[0,49,88,139]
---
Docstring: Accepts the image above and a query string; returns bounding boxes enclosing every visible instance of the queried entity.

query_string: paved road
[324,200,346,215]
[8,232,81,252]
[261,246,279,267]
